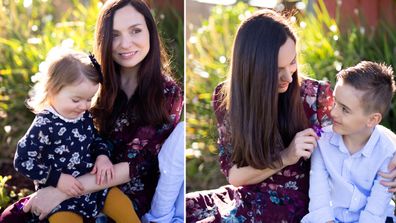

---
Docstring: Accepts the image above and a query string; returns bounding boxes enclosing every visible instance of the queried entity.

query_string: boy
[302,61,396,223]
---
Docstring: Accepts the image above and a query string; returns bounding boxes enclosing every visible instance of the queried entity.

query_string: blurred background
[0,0,183,212]
[186,0,396,192]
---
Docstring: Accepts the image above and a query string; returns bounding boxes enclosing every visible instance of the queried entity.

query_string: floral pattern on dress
[186,78,334,223]
[111,78,183,217]
[14,110,111,220]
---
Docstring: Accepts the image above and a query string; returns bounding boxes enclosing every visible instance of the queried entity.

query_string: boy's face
[330,80,372,136]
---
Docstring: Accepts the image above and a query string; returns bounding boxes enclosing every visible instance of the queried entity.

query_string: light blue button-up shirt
[142,122,184,223]
[302,125,395,223]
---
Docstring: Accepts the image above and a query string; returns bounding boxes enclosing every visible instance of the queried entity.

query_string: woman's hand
[377,125,396,192]
[379,154,396,192]
[23,187,68,220]
[91,155,114,185]
[281,128,319,166]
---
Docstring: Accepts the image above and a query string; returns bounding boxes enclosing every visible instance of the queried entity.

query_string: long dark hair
[92,0,171,135]
[224,9,309,169]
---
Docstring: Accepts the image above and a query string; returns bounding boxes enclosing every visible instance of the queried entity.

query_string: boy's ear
[367,112,382,127]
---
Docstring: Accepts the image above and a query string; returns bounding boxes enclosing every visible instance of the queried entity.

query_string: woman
[0,0,183,222]
[186,9,396,222]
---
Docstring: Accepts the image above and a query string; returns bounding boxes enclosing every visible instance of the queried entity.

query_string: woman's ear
[367,112,382,128]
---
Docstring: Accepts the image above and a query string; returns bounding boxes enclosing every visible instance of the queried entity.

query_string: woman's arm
[228,165,283,186]
[23,162,131,220]
[228,128,318,186]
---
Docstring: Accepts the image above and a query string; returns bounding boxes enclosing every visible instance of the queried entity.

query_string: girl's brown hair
[224,10,309,169]
[27,48,100,113]
[91,0,172,136]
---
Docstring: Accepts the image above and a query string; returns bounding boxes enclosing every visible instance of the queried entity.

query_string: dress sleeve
[316,81,334,128]
[13,115,61,187]
[301,79,334,128]
[212,83,233,178]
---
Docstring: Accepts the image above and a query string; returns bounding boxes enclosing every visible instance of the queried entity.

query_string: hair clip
[88,52,103,83]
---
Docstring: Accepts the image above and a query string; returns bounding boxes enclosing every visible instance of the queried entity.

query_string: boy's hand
[90,155,114,185]
[57,173,84,197]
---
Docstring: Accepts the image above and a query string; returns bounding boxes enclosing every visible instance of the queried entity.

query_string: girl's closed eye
[72,99,80,103]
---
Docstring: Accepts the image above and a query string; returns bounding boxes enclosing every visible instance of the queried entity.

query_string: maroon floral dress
[110,78,183,217]
[186,79,334,223]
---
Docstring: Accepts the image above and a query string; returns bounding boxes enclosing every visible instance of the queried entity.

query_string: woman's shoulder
[212,81,228,121]
[300,77,332,97]
[301,77,331,89]
[212,81,226,106]
[163,75,182,95]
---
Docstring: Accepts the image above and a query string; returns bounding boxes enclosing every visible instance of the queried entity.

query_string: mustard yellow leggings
[48,187,140,223]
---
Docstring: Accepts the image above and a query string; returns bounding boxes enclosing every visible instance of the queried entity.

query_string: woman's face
[277,37,297,93]
[112,5,150,70]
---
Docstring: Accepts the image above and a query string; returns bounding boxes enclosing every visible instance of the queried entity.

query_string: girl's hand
[281,128,319,166]
[57,173,84,197]
[91,155,114,185]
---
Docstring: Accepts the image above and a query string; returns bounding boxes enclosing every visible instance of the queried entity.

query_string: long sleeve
[89,113,113,159]
[359,157,394,223]
[301,147,334,223]
[142,122,185,223]
[212,83,234,178]
[316,81,334,127]
[14,115,61,187]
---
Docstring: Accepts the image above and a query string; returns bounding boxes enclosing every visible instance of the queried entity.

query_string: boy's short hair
[336,61,395,116]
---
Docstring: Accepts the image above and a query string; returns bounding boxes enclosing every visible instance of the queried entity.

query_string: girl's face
[277,37,297,93]
[49,77,99,119]
[112,5,150,70]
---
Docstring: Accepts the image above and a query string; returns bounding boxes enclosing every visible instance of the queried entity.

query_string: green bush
[186,2,256,191]
[187,1,396,191]
[0,175,32,213]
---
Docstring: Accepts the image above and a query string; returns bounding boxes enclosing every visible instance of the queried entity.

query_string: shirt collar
[329,125,380,157]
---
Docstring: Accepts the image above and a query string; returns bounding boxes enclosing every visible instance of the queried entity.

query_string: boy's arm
[359,157,394,223]
[14,117,61,187]
[143,122,184,223]
[302,146,334,223]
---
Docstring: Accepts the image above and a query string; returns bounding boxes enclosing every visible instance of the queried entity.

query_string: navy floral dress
[186,79,334,223]
[14,108,112,220]
[110,78,183,218]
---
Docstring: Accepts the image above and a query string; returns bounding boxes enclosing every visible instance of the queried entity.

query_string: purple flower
[313,124,324,137]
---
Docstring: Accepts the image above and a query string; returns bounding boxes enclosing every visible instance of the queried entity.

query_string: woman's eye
[131,29,142,34]
[72,99,79,103]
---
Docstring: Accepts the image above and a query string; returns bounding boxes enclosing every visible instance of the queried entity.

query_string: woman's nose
[281,68,293,83]
[120,35,132,49]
